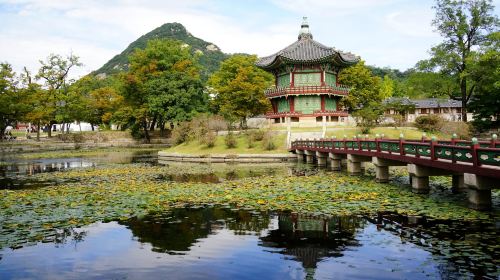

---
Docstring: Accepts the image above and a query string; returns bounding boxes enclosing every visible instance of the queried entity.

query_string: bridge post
[411,175,430,193]
[451,175,466,193]
[408,164,463,194]
[329,153,343,171]
[464,173,497,210]
[304,150,315,164]
[295,149,304,162]
[316,151,328,166]
[372,157,407,183]
[407,164,430,193]
[347,154,371,175]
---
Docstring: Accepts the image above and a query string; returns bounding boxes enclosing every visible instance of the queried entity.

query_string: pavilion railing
[291,137,500,168]
[265,85,350,98]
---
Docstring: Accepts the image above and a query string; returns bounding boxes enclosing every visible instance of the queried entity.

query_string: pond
[0,206,498,279]
[0,149,498,279]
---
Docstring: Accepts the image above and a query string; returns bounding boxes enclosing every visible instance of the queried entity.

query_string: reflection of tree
[367,212,499,279]
[121,207,270,253]
[50,228,88,248]
[260,214,365,279]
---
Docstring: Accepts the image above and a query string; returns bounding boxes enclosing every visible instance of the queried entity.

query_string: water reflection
[0,150,158,189]
[122,207,270,253]
[0,207,498,279]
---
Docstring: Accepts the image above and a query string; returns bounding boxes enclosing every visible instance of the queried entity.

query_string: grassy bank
[325,127,452,139]
[11,147,160,160]
[163,133,288,155]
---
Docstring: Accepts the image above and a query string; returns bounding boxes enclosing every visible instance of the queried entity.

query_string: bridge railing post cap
[492,134,497,140]
[375,134,380,138]
[399,133,404,139]
[452,133,457,139]
[364,134,369,139]
[353,136,357,139]
[381,134,385,138]
[357,134,361,138]
[471,137,478,144]
[431,136,437,141]
[332,136,337,139]
[422,132,427,137]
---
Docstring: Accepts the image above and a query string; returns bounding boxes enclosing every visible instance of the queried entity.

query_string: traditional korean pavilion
[256,17,359,126]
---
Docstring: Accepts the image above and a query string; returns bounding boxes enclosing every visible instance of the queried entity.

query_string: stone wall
[158,152,296,164]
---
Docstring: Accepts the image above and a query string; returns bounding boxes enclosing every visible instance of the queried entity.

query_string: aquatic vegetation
[0,163,496,250]
[14,148,160,160]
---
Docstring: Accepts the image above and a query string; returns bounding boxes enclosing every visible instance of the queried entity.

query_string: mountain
[94,22,228,80]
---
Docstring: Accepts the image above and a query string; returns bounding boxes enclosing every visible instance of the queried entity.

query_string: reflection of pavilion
[260,213,364,279]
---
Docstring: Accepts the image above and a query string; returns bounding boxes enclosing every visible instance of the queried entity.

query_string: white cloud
[5,0,496,77]
[270,0,397,16]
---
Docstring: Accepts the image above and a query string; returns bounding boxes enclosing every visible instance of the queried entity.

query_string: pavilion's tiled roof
[256,18,359,70]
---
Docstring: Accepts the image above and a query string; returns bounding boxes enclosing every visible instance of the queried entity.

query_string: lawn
[324,126,453,140]
[163,133,288,154]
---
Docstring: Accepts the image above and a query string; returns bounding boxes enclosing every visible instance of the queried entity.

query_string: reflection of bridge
[291,136,500,210]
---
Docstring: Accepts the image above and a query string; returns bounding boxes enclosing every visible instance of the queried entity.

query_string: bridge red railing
[291,137,500,168]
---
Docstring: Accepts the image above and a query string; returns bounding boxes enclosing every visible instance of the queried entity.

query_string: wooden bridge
[290,135,500,210]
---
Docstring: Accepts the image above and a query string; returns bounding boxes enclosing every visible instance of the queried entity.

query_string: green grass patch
[164,133,288,155]
[15,148,160,160]
[325,127,452,140]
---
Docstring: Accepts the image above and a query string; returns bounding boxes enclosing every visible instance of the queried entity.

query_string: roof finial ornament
[298,16,313,40]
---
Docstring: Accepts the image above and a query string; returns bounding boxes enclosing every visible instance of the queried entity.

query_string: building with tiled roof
[383,97,472,122]
[256,17,359,127]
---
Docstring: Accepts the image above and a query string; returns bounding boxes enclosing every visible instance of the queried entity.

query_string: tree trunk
[142,120,150,143]
[91,124,95,131]
[150,116,157,131]
[460,78,468,122]
[159,121,165,137]
[47,124,52,138]
[36,122,40,141]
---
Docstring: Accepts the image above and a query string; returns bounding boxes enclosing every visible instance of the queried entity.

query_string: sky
[1,0,499,79]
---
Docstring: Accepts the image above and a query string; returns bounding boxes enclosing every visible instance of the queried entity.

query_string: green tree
[208,54,273,126]
[401,70,457,98]
[352,102,384,134]
[36,53,82,136]
[468,32,500,130]
[338,60,383,110]
[120,39,207,141]
[420,0,499,121]
[19,67,51,141]
[0,63,30,137]
[68,75,123,130]
[380,75,395,99]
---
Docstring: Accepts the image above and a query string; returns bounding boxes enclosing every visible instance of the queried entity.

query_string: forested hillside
[94,22,228,80]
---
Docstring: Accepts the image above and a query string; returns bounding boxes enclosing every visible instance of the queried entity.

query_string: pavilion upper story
[256,17,359,125]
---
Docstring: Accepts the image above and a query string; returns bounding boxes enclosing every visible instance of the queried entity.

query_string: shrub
[201,130,217,148]
[190,116,209,143]
[262,131,276,151]
[130,123,144,140]
[353,104,383,134]
[224,132,237,148]
[246,133,255,148]
[171,122,192,145]
[208,115,228,135]
[414,115,444,132]
[439,121,472,139]
[251,129,265,141]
